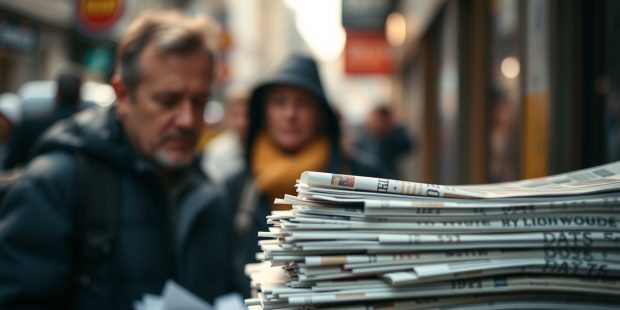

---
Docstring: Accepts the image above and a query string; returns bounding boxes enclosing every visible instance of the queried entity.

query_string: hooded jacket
[226,54,379,294]
[0,106,240,309]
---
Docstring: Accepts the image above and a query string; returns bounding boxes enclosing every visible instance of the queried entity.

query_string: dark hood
[31,105,141,170]
[246,53,341,163]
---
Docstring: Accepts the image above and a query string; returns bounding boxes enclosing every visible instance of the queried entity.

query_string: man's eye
[193,95,209,106]
[154,95,178,109]
[157,99,176,108]
[192,99,206,108]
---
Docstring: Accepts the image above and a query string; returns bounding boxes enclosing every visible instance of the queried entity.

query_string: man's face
[116,44,211,169]
[264,85,321,153]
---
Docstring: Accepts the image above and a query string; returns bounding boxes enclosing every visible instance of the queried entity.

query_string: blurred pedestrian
[354,104,415,179]
[0,10,242,308]
[4,66,83,169]
[488,88,517,182]
[0,93,21,169]
[226,53,379,295]
[201,85,250,184]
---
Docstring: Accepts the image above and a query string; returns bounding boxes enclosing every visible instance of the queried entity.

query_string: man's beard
[152,130,196,170]
[153,149,194,170]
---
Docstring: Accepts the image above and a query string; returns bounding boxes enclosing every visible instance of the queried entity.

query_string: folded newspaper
[134,280,245,310]
[245,161,620,309]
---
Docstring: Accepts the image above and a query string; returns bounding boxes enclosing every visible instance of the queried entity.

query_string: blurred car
[17,80,116,118]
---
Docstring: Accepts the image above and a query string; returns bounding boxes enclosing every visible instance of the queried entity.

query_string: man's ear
[112,75,129,117]
[111,75,127,101]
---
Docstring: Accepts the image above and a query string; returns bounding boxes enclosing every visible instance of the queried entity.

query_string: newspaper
[284,231,620,253]
[294,254,620,283]
[304,249,620,267]
[286,192,620,219]
[387,257,619,280]
[300,160,620,199]
[133,280,245,310]
[245,161,620,309]
[311,293,620,310]
[283,276,620,305]
[278,214,620,233]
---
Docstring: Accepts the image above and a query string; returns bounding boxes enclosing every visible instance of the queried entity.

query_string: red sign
[77,0,124,34]
[344,31,392,75]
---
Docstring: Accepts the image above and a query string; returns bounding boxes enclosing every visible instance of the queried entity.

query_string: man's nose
[176,100,197,129]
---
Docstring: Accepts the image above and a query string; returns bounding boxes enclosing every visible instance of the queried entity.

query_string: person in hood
[0,11,242,308]
[226,54,380,295]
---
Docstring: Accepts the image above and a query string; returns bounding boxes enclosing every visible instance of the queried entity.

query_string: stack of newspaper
[245,161,620,309]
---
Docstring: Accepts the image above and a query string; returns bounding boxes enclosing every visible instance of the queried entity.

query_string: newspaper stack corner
[245,161,620,309]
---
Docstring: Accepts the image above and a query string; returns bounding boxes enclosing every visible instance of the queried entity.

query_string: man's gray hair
[116,10,219,98]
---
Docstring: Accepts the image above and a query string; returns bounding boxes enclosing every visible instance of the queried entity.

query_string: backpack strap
[234,176,258,237]
[0,168,22,202]
[75,152,118,283]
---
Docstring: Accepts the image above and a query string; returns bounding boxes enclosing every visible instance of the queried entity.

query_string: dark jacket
[0,106,240,309]
[4,100,81,169]
[226,54,379,295]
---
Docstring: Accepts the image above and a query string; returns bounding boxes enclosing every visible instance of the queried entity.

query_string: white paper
[134,281,243,310]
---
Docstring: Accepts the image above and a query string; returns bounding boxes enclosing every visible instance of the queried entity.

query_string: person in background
[0,93,22,198]
[0,10,241,308]
[226,53,379,295]
[0,93,22,170]
[488,88,517,182]
[0,93,21,169]
[201,85,250,184]
[4,67,83,169]
[354,104,415,179]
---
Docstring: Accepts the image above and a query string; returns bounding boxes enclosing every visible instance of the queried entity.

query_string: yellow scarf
[252,132,330,210]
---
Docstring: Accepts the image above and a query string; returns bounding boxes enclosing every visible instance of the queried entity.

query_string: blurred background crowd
[0,0,619,183]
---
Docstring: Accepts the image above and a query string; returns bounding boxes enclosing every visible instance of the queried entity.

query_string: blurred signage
[219,29,233,52]
[342,0,393,30]
[76,0,124,34]
[344,31,392,75]
[0,17,38,53]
